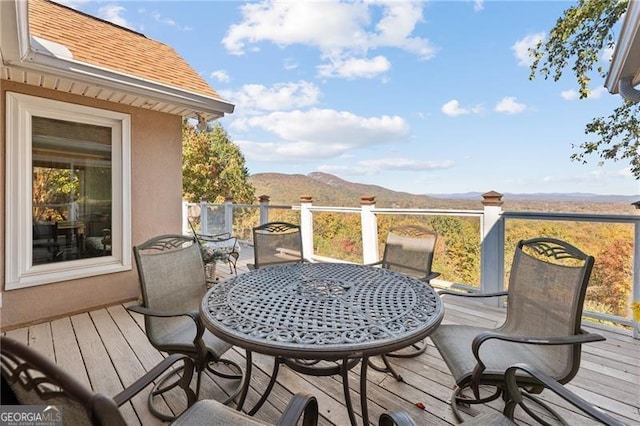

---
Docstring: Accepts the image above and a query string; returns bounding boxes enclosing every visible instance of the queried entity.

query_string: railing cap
[300,195,313,203]
[258,195,270,203]
[482,190,503,206]
[360,195,376,205]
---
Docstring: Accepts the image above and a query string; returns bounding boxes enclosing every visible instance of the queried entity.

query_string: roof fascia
[605,0,640,95]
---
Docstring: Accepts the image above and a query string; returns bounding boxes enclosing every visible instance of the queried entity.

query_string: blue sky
[60,1,638,196]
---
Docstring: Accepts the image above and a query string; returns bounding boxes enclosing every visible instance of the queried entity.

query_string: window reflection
[32,117,112,265]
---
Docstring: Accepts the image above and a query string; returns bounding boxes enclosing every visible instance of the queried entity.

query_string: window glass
[32,117,113,264]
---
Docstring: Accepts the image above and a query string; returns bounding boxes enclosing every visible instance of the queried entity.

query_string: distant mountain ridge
[247,172,638,211]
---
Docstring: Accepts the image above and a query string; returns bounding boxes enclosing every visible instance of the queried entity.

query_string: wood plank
[90,308,170,425]
[70,312,139,425]
[26,322,54,361]
[50,316,91,389]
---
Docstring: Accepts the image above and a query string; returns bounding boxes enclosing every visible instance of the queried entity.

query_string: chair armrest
[438,289,508,298]
[469,330,606,397]
[126,305,206,349]
[277,393,318,426]
[112,354,196,407]
[378,411,417,426]
[364,260,383,267]
[126,305,199,322]
[504,364,626,426]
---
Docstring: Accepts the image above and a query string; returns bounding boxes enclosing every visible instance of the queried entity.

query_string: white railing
[183,193,640,338]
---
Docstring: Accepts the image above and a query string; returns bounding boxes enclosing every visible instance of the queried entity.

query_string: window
[5,92,131,289]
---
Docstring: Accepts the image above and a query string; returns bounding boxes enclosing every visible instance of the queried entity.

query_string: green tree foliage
[529,0,639,178]
[182,121,255,203]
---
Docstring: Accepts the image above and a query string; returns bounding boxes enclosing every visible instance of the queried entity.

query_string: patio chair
[0,336,319,426]
[376,363,625,426]
[370,224,440,282]
[0,335,195,424]
[189,220,240,275]
[32,221,61,263]
[429,237,605,422]
[130,234,244,420]
[249,221,305,269]
[367,225,440,380]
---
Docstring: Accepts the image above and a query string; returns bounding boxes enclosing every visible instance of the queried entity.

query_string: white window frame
[5,92,131,289]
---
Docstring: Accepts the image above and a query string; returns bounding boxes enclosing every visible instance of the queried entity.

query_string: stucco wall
[0,81,184,329]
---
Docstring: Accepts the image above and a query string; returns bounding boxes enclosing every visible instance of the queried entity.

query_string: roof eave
[6,51,235,119]
[605,0,640,97]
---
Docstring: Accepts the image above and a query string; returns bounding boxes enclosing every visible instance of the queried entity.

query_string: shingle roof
[28,0,220,100]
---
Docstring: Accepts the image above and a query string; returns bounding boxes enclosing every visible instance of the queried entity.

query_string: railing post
[632,201,640,339]
[224,197,234,235]
[481,191,504,306]
[200,199,209,234]
[182,199,189,235]
[300,196,313,261]
[361,196,379,264]
[258,195,270,225]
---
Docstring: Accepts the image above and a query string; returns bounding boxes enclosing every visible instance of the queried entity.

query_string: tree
[529,0,640,179]
[182,121,255,203]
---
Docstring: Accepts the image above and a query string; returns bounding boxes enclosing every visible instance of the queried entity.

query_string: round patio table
[200,262,444,425]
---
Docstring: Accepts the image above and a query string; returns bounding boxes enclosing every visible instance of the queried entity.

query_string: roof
[0,0,233,120]
[605,0,640,101]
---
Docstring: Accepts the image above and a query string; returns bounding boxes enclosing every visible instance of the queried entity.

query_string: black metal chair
[367,225,440,380]
[430,237,605,422]
[188,220,240,275]
[376,363,626,425]
[1,336,319,425]
[250,221,305,270]
[129,234,244,420]
[32,222,61,263]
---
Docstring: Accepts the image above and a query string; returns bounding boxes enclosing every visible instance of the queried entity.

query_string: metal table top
[200,262,444,360]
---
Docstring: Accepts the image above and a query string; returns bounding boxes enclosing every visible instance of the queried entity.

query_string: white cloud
[560,86,608,101]
[560,89,579,101]
[98,5,130,29]
[210,70,230,83]
[220,81,320,113]
[512,32,544,67]
[600,45,614,63]
[317,158,454,176]
[473,0,484,12]
[441,99,483,117]
[494,97,527,114]
[231,108,410,161]
[222,1,435,79]
[284,58,298,70]
[317,55,391,79]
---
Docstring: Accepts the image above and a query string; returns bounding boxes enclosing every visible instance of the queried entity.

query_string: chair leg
[147,364,192,421]
[367,355,403,382]
[205,357,245,405]
[450,384,502,422]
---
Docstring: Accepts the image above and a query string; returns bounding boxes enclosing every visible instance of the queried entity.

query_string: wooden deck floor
[3,246,639,425]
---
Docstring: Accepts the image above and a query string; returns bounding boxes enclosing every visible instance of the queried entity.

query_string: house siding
[0,80,184,329]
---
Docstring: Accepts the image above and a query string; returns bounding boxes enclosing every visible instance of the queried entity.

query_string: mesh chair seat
[149,317,233,358]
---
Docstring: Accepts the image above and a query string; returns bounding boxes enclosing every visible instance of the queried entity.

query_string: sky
[58,0,639,196]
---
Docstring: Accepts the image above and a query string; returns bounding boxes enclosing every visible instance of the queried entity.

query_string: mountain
[248,172,638,212]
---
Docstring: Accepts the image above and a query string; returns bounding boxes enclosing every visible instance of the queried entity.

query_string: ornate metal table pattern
[200,262,444,425]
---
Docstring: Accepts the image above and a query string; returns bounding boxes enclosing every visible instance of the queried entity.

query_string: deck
[3,246,639,425]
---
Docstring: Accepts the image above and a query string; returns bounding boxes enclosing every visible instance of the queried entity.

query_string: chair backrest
[133,234,206,346]
[0,336,126,426]
[381,225,437,280]
[501,237,595,383]
[252,222,303,269]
